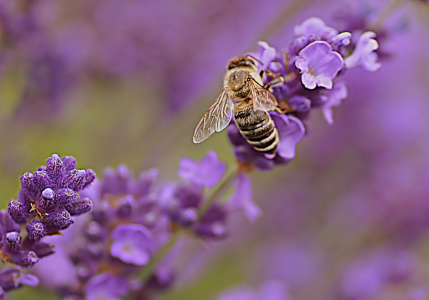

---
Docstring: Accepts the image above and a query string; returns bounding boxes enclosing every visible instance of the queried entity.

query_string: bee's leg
[265,76,284,90]
[274,101,294,114]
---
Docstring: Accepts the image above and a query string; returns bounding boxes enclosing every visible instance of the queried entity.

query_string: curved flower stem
[137,229,184,284]
[372,0,405,30]
[199,166,239,217]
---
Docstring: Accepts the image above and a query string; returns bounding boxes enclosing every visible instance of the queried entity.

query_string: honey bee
[193,56,281,156]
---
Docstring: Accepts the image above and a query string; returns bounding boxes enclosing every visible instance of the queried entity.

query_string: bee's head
[227,57,257,70]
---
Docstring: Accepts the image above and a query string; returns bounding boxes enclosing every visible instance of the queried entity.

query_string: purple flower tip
[345,31,381,71]
[248,41,277,71]
[7,200,27,224]
[227,173,261,222]
[110,224,153,266]
[41,188,55,200]
[178,150,226,188]
[295,41,344,90]
[321,81,348,124]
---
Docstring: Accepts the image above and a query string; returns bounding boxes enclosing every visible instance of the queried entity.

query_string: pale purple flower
[295,41,344,89]
[178,151,226,188]
[294,17,338,40]
[110,224,153,266]
[226,173,261,222]
[320,81,348,124]
[345,31,381,71]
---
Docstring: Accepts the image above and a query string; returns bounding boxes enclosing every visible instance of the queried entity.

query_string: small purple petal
[345,31,381,71]
[18,274,39,287]
[178,150,226,188]
[226,173,261,222]
[294,17,338,39]
[270,113,305,159]
[321,81,348,124]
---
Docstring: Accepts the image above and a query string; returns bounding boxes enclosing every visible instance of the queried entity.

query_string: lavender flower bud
[85,221,106,241]
[43,209,74,233]
[20,172,37,199]
[37,188,56,212]
[83,169,96,190]
[177,207,199,227]
[56,188,77,205]
[0,269,20,291]
[0,211,20,233]
[32,171,51,195]
[31,241,55,258]
[62,156,77,172]
[92,200,114,224]
[63,169,87,190]
[26,220,46,241]
[195,204,228,240]
[7,200,27,224]
[3,232,21,254]
[65,198,93,216]
[46,154,65,186]
[10,251,39,268]
[116,195,135,219]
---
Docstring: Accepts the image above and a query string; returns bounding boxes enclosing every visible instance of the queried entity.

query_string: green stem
[199,166,239,217]
[137,229,183,284]
[372,0,405,31]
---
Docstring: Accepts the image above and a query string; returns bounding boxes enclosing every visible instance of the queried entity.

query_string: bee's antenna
[245,54,264,66]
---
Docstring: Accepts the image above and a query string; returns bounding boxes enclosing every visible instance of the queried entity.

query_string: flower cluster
[32,151,256,299]
[0,154,95,295]
[228,17,381,171]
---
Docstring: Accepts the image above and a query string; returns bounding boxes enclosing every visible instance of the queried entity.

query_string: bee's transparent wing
[250,79,278,111]
[193,90,234,143]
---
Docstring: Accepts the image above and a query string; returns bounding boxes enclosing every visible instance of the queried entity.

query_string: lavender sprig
[0,154,95,296]
[227,17,381,172]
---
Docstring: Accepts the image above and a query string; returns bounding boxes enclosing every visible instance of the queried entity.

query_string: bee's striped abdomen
[234,105,278,155]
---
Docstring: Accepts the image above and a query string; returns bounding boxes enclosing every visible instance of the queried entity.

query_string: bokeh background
[0,0,428,299]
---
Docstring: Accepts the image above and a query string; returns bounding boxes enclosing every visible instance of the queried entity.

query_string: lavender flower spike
[345,31,381,71]
[295,41,344,90]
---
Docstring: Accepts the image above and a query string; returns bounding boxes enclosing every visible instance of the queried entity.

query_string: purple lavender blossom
[295,41,344,89]
[110,224,153,266]
[0,154,94,272]
[178,150,226,188]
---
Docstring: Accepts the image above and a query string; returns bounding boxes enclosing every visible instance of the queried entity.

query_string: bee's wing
[193,90,234,143]
[250,79,278,111]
